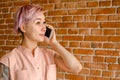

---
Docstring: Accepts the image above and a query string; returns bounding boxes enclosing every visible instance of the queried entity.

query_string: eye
[43,21,46,24]
[36,21,41,24]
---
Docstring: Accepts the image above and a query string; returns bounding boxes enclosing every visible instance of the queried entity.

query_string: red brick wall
[0,0,120,80]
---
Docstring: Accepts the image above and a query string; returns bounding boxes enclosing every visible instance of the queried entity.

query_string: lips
[39,34,45,37]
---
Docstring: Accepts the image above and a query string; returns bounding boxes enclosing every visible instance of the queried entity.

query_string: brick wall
[0,0,120,80]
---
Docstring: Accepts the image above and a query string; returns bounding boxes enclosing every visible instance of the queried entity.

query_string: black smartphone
[45,27,53,38]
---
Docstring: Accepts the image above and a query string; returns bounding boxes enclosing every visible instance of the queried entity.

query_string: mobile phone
[45,27,53,38]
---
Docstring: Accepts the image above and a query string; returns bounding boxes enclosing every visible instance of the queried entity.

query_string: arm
[52,41,82,73]
[0,63,10,80]
[44,25,82,73]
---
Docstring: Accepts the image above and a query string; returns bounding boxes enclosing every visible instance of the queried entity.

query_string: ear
[20,24,26,33]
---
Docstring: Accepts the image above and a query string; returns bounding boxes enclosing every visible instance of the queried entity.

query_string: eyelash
[36,21,46,24]
[43,21,46,24]
[36,22,40,24]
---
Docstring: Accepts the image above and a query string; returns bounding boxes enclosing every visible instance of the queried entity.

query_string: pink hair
[14,4,45,33]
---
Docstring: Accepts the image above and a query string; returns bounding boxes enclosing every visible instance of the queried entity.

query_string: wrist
[50,40,59,48]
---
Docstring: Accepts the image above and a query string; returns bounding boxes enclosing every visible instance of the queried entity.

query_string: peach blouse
[0,46,56,80]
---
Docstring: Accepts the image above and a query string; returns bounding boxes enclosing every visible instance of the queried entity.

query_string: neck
[21,39,38,52]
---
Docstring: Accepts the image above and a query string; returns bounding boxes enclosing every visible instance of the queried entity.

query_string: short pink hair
[14,4,45,33]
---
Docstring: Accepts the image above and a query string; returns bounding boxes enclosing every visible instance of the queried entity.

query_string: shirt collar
[19,45,39,57]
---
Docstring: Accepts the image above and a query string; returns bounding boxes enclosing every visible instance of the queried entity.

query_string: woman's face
[23,12,46,42]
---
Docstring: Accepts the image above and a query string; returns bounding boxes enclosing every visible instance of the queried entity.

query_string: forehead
[33,12,45,21]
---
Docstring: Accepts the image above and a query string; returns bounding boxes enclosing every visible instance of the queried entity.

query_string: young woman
[0,4,82,80]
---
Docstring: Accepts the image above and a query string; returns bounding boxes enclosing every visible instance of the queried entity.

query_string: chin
[38,39,44,42]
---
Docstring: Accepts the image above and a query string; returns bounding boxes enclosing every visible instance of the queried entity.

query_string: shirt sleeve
[0,63,10,80]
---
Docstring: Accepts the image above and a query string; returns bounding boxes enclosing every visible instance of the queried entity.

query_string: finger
[45,24,54,29]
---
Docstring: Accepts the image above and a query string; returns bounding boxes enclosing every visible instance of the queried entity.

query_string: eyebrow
[35,18,45,21]
[35,18,42,20]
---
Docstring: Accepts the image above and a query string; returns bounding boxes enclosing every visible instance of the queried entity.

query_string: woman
[0,4,82,80]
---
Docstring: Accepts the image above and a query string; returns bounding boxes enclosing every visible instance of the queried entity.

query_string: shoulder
[0,47,19,59]
[0,47,19,67]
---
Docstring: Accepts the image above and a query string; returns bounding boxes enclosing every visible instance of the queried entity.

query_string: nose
[41,25,46,32]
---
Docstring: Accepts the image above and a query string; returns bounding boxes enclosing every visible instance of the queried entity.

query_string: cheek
[30,26,39,32]
[26,24,43,34]
[25,27,36,36]
[35,26,43,32]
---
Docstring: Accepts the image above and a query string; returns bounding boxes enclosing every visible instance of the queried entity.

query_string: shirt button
[37,67,39,69]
